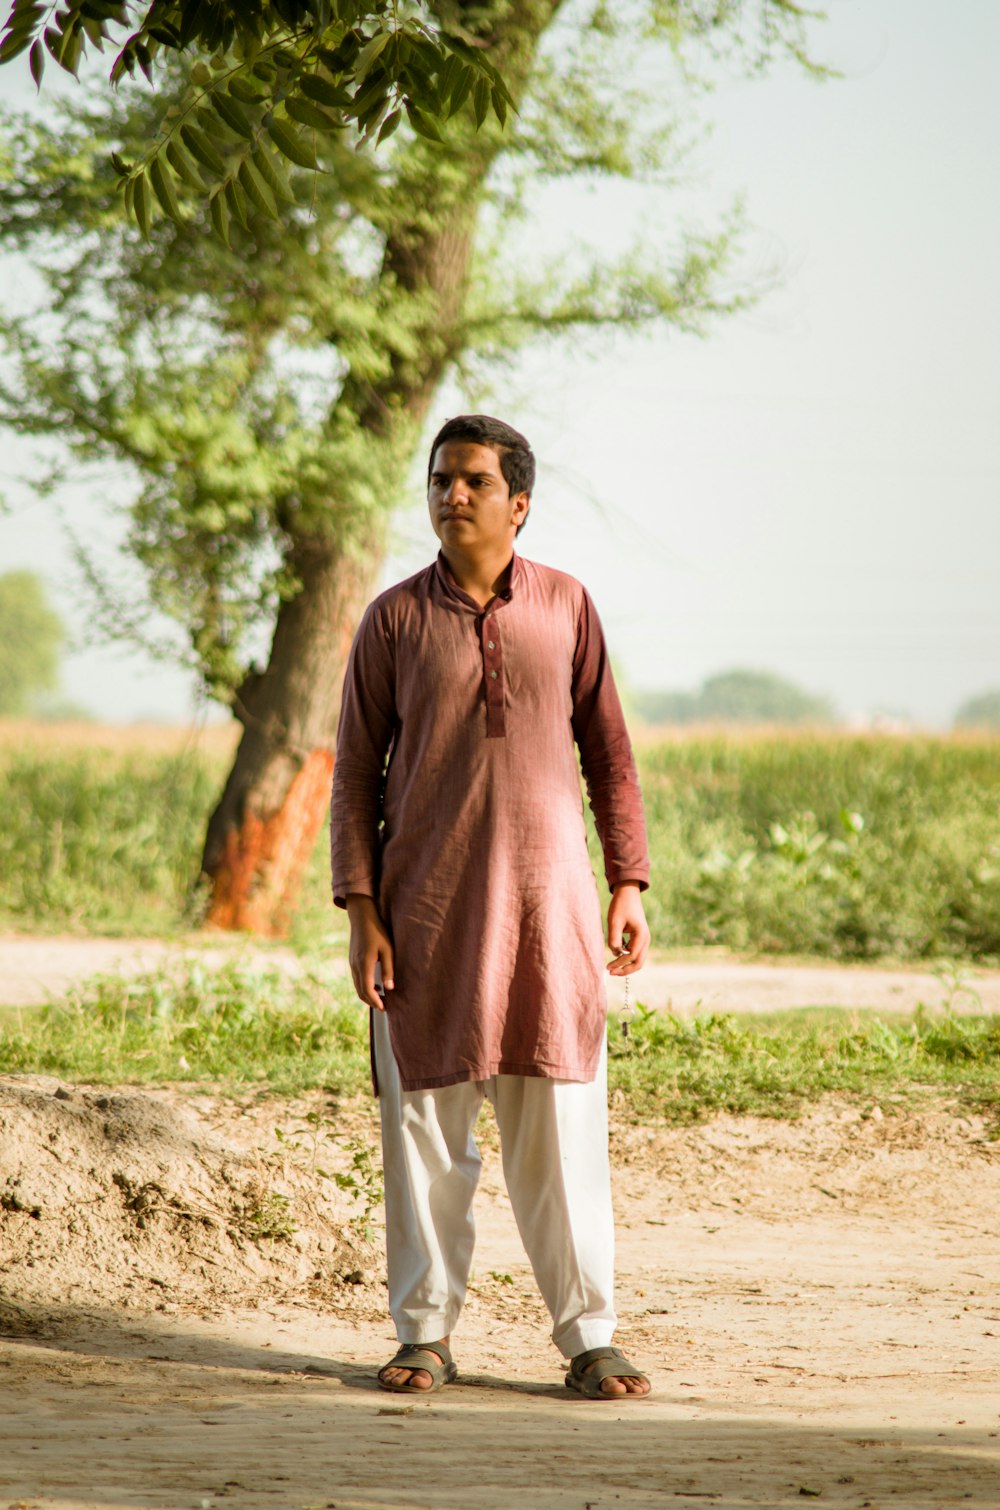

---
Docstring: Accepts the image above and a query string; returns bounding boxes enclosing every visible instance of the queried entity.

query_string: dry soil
[1,1075,999,1510]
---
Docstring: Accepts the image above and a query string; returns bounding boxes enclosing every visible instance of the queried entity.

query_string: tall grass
[2,727,999,962]
[590,732,1000,962]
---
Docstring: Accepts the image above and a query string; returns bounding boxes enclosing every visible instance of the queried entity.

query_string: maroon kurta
[329,550,649,1091]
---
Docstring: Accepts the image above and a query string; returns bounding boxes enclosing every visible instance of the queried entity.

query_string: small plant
[275,1114,384,1245]
[239,1183,296,1242]
[333,1139,384,1244]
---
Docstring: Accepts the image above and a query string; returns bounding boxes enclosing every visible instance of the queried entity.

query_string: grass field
[2,720,998,963]
[1,960,998,1127]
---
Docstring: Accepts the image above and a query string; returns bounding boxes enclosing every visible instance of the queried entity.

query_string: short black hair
[427,414,536,508]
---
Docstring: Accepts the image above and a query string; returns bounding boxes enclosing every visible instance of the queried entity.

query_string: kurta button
[488,640,495,650]
[490,670,498,680]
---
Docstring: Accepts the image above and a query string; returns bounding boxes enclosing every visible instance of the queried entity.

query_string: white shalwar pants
[372,1009,618,1360]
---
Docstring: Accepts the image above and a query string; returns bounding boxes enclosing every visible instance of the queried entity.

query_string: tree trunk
[201,532,382,934]
[200,0,565,934]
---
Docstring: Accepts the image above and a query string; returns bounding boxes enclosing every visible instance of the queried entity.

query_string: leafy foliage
[0,570,64,715]
[0,1,819,708]
[0,0,515,238]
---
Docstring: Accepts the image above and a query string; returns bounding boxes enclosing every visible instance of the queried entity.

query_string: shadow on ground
[1,1304,997,1510]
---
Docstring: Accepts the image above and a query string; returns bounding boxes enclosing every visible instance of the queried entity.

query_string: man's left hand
[606,882,650,975]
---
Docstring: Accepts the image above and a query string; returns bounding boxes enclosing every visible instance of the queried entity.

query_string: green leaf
[165,137,205,189]
[190,60,212,86]
[285,96,342,132]
[352,29,391,85]
[238,156,278,220]
[80,15,106,49]
[109,150,130,178]
[490,84,507,129]
[0,29,33,63]
[180,124,227,177]
[472,76,490,129]
[448,64,474,117]
[28,37,43,87]
[266,116,318,170]
[437,53,462,112]
[210,89,256,139]
[208,188,230,246]
[228,74,264,105]
[404,98,443,145]
[376,108,401,144]
[252,143,296,204]
[224,176,249,229]
[61,24,82,77]
[148,155,181,221]
[134,42,152,82]
[133,171,152,238]
[300,74,352,109]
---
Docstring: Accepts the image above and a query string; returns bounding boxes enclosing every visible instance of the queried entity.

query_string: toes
[381,1366,433,1389]
[599,1375,649,1396]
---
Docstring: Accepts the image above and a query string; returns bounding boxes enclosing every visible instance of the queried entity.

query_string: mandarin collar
[433,549,520,613]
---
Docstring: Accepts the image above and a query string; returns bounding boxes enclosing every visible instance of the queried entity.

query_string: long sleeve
[329,599,397,909]
[570,588,649,893]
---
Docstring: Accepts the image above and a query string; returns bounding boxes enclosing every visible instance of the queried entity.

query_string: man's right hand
[345,894,395,1011]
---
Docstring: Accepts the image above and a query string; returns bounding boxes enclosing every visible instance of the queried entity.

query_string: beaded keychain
[619,950,634,1051]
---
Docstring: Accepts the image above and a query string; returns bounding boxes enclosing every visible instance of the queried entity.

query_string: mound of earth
[0,1076,375,1326]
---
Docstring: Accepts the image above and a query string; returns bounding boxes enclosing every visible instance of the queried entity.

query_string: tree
[0,1,513,237]
[0,0,826,933]
[954,690,1000,732]
[0,570,64,716]
[634,669,834,726]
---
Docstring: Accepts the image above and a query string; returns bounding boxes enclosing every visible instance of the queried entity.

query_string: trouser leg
[489,1037,617,1359]
[372,1009,483,1342]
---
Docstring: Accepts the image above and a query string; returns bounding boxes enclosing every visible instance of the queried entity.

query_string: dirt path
[3,930,1000,1015]
[1,1078,999,1509]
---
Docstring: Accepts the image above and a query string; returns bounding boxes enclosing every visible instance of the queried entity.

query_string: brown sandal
[565,1345,650,1399]
[377,1340,458,1393]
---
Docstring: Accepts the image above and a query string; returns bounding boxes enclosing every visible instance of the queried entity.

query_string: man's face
[428,440,530,553]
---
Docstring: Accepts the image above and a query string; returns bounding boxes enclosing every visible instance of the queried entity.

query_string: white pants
[372,1010,618,1360]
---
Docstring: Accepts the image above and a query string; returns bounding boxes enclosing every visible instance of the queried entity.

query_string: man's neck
[441,544,515,608]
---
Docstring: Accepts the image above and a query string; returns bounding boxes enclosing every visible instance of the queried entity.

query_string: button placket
[480,611,505,738]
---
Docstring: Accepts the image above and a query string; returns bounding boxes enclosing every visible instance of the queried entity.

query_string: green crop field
[2,722,999,963]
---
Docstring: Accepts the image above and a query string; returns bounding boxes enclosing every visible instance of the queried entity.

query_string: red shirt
[330,551,649,1090]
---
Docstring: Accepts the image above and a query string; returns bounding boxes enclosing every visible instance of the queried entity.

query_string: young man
[330,414,652,1399]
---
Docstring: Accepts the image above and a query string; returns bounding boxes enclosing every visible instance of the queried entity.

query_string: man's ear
[512,492,531,529]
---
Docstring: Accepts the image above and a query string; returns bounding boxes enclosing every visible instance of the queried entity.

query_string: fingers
[351,958,385,1011]
[380,940,395,994]
[351,947,393,1010]
[606,892,651,975]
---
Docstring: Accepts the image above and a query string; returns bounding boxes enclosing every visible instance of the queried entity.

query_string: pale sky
[1,0,998,727]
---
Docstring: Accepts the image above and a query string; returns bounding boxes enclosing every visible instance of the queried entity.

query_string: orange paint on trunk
[206,748,335,936]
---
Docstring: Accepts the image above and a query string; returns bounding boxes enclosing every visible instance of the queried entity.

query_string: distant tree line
[954,690,1000,731]
[632,669,835,727]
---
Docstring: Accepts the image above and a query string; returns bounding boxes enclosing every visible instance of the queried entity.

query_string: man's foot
[566,1346,651,1399]
[378,1338,456,1393]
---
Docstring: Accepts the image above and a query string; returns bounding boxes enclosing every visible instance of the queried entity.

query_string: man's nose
[443,478,468,505]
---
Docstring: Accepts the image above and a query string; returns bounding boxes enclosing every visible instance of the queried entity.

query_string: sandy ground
[1,1075,999,1510]
[3,931,1000,1016]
